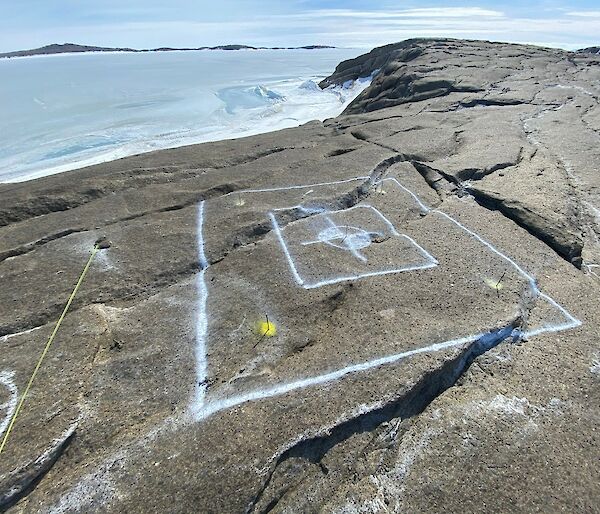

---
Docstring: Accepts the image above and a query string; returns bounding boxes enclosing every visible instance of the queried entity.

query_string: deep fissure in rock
[248,322,520,513]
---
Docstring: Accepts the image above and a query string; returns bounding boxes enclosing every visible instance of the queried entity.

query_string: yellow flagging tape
[0,244,99,456]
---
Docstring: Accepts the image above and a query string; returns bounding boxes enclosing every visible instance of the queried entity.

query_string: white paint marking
[227,177,368,196]
[400,233,439,267]
[302,261,439,289]
[385,177,432,213]
[587,202,600,222]
[0,370,18,437]
[195,330,495,419]
[197,200,208,270]
[268,212,305,287]
[0,325,43,343]
[433,210,538,289]
[431,209,581,334]
[522,292,581,337]
[269,204,438,288]
[364,204,401,236]
[194,201,209,408]
[308,223,371,262]
[309,215,373,262]
[193,174,581,419]
[272,204,326,214]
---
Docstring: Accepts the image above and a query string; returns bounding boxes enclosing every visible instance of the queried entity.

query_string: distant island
[0,42,336,59]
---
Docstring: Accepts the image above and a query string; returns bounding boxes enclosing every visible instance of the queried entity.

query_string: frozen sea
[0,48,368,183]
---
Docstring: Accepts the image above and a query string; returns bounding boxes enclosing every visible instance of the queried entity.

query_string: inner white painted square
[270,205,438,289]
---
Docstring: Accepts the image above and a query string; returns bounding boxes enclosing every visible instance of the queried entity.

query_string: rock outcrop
[578,46,600,55]
[0,39,599,513]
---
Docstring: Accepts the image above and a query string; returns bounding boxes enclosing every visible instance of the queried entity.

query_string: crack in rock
[410,161,584,268]
[0,146,290,228]
[0,423,77,511]
[0,183,239,265]
[451,98,526,110]
[467,188,584,268]
[247,320,522,513]
[214,154,407,261]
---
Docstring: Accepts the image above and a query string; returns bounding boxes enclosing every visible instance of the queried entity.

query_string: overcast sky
[1,1,599,53]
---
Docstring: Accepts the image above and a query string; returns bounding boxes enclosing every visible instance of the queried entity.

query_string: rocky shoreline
[0,38,599,512]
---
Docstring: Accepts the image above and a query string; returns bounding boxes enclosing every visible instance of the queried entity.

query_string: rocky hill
[0,39,599,512]
[0,43,336,59]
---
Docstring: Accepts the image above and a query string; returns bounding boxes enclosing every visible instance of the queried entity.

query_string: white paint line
[359,182,577,327]
[400,233,439,266]
[194,269,209,408]
[587,202,600,222]
[197,201,208,270]
[329,229,368,262]
[364,204,401,236]
[268,212,305,287]
[385,177,432,213]
[322,214,341,231]
[272,205,326,213]
[303,262,438,289]
[194,330,491,420]
[228,177,368,196]
[193,201,209,409]
[433,210,538,291]
[301,231,375,248]
[317,205,438,266]
[431,210,581,334]
[0,325,43,343]
[522,292,581,337]
[0,370,18,437]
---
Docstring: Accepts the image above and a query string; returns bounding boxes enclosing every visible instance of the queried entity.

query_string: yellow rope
[0,244,99,456]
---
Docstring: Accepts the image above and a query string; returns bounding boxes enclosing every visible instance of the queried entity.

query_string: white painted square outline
[192,176,581,420]
[269,204,438,289]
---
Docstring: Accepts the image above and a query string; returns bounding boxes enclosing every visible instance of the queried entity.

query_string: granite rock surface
[0,38,599,513]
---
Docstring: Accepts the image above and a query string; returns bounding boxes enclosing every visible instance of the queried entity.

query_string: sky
[0,0,599,53]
